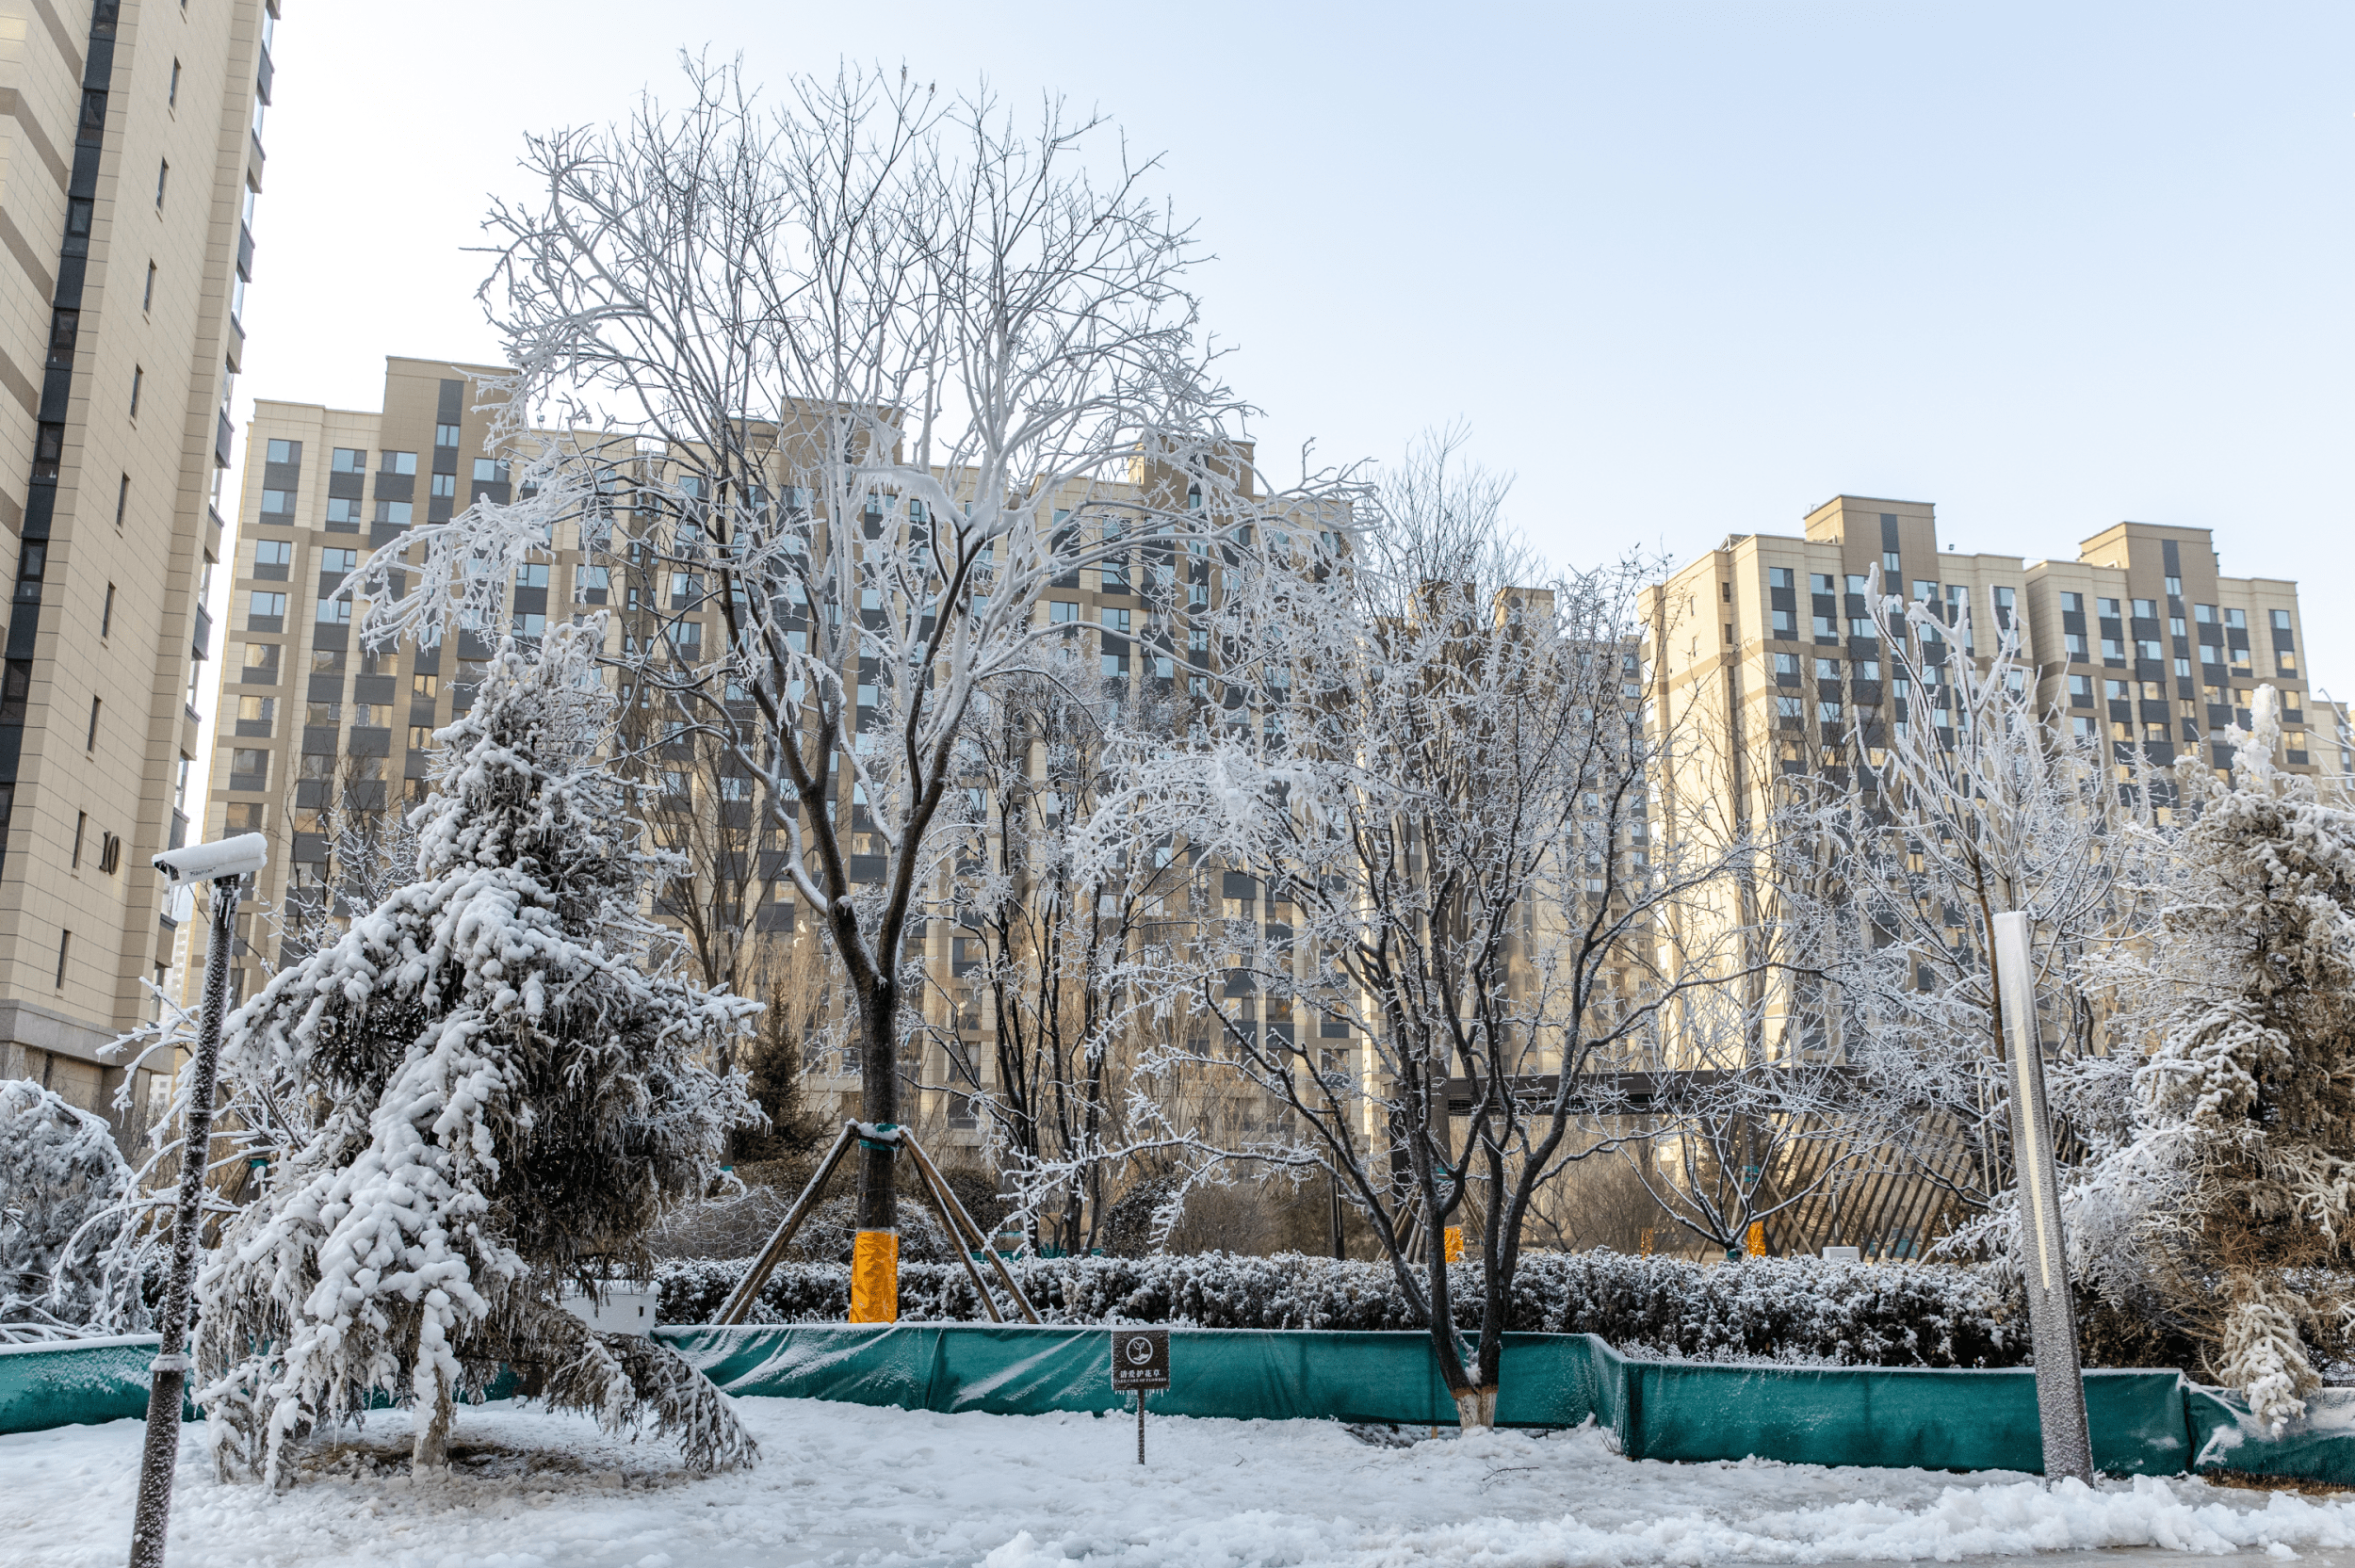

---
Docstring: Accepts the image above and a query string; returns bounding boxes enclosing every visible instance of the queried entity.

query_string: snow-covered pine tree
[195,620,762,1480]
[0,1078,135,1341]
[2115,685,2355,1420]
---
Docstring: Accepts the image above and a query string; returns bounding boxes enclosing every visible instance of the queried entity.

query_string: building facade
[195,356,1340,1168]
[194,354,521,1006]
[0,0,275,1139]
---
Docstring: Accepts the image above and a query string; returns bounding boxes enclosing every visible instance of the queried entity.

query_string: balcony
[215,410,234,468]
[191,603,211,660]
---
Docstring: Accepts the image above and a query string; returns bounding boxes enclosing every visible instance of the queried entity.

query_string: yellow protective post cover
[1442,1227,1465,1262]
[849,1229,900,1323]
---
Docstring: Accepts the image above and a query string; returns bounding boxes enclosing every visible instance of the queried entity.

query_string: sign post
[1111,1328,1169,1464]
[1993,910,2093,1483]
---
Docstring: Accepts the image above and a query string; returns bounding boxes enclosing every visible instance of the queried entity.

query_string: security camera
[151,832,268,886]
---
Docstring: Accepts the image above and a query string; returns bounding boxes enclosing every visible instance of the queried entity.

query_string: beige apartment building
[0,0,275,1140]
[1646,495,2326,849]
[197,355,1345,1160]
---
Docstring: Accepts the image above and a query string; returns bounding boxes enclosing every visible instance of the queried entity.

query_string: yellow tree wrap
[850,1229,899,1323]
[1442,1226,1465,1262]
[1746,1220,1767,1257]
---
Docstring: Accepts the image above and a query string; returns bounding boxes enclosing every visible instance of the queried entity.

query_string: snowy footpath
[9,1397,2355,1567]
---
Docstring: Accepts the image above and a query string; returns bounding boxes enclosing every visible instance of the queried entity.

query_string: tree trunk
[1453,1383,1499,1430]
[413,1366,454,1471]
[852,988,901,1321]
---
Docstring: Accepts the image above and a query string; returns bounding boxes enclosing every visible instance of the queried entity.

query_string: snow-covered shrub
[2070,687,2355,1422]
[194,623,762,1480]
[0,1079,135,1342]
[657,1251,2023,1367]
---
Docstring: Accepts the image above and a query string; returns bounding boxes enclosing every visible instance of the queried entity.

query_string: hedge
[656,1251,2023,1368]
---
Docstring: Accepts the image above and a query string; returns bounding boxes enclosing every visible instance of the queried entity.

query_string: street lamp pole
[127,833,267,1568]
[1992,910,2092,1483]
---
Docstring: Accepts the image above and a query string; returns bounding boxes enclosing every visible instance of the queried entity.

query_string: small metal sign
[1111,1328,1169,1391]
[1112,1329,1169,1465]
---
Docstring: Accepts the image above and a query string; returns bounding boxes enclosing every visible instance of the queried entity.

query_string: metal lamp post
[1992,910,2093,1483]
[126,833,268,1568]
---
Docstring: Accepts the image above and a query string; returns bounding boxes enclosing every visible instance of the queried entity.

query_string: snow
[9,1396,2355,1566]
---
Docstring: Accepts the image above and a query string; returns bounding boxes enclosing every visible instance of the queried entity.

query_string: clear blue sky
[246,2,2355,686]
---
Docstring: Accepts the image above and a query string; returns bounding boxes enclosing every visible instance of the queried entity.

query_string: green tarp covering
[656,1324,2190,1475]
[2184,1382,2355,1481]
[1616,1356,2187,1475]
[0,1335,166,1434]
[0,1320,2343,1484]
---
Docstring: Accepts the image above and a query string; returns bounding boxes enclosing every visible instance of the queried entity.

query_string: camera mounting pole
[127,835,267,1568]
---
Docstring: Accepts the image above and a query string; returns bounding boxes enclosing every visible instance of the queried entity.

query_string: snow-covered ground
[8,1397,2355,1567]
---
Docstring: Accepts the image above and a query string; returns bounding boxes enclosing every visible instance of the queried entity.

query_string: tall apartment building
[1645,495,2326,849]
[193,354,519,1006]
[2022,523,2318,783]
[0,0,276,1136]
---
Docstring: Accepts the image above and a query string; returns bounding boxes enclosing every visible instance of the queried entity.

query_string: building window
[380,450,417,476]
[332,447,366,474]
[435,424,460,447]
[316,599,350,625]
[101,584,114,638]
[55,931,69,989]
[260,489,293,515]
[1048,601,1078,624]
[247,590,285,623]
[374,500,413,525]
[86,697,100,750]
[325,496,362,525]
[430,473,456,499]
[472,459,508,483]
[2272,609,2293,631]
[2060,591,2082,612]
[128,366,142,417]
[155,158,169,207]
[71,812,86,867]
[1768,567,1793,590]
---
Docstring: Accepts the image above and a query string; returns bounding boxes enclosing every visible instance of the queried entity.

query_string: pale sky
[234,1,2355,687]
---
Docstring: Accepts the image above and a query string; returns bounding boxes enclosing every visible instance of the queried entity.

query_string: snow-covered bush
[194,623,762,1480]
[2071,687,2355,1421]
[0,1079,135,1342]
[656,1252,2023,1367]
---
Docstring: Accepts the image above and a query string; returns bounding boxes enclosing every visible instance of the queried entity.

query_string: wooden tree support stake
[901,1130,1043,1324]
[716,1121,860,1325]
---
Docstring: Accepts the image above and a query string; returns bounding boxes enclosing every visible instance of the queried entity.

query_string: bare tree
[357,61,1325,1313]
[1116,437,1748,1425]
[1815,579,2154,1223]
[927,655,1195,1253]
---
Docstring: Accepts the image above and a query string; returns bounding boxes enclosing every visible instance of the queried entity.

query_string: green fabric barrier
[2185,1383,2355,1480]
[0,1321,2282,1483]
[658,1324,2207,1478]
[0,1335,168,1434]
[1620,1356,2188,1476]
[661,1324,1489,1426]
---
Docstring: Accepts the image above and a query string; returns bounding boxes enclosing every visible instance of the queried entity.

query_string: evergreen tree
[2098,686,2355,1421]
[196,622,761,1479]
